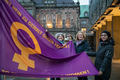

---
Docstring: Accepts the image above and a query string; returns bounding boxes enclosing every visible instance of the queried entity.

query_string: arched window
[46,14,53,28]
[81,20,86,25]
[56,12,63,28]
[65,12,71,28]
[81,28,86,33]
[37,12,44,27]
[84,11,88,17]
[45,1,47,3]
[44,0,55,4]
[27,9,33,16]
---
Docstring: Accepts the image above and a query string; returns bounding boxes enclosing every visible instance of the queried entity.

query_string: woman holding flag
[50,32,65,80]
[87,31,115,80]
[74,31,89,80]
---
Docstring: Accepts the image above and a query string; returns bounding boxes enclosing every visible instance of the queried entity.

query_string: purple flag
[0,0,98,78]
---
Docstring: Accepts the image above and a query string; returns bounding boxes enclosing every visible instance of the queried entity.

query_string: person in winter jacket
[50,32,65,80]
[74,31,89,80]
[87,30,115,80]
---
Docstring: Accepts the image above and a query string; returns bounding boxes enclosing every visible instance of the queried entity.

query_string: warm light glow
[81,28,86,33]
[47,78,50,80]
[46,14,53,28]
[91,31,94,34]
[47,24,52,28]
[37,14,39,18]
[56,14,62,28]
[66,14,70,28]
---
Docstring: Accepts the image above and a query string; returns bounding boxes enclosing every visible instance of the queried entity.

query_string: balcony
[45,27,76,32]
[19,2,36,6]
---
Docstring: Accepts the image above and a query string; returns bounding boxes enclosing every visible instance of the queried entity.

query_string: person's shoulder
[84,40,89,45]
[73,41,76,43]
[106,44,114,49]
[73,41,76,45]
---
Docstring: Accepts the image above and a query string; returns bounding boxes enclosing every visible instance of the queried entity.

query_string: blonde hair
[75,31,86,41]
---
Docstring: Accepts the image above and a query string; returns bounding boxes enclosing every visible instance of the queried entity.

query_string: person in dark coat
[87,31,115,80]
[74,31,89,80]
[50,32,65,80]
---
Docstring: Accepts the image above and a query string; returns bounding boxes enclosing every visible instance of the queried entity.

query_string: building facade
[79,5,94,50]
[89,0,120,58]
[17,0,80,40]
[80,5,89,33]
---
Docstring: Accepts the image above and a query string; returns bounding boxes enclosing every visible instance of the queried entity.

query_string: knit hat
[55,32,64,39]
[101,31,111,38]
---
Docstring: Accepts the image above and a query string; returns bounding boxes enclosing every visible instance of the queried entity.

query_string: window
[27,10,33,15]
[44,0,55,4]
[46,14,53,28]
[84,11,88,17]
[45,1,47,3]
[44,0,55,6]
[91,31,94,34]
[66,14,70,28]
[85,13,88,16]
[17,0,23,2]
[48,1,50,3]
[37,13,44,27]
[81,20,86,25]
[81,28,86,33]
[56,14,62,28]
[51,1,54,3]
[24,0,30,2]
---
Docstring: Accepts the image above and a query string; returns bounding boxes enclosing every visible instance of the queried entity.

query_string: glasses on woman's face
[78,35,83,37]
[101,35,107,37]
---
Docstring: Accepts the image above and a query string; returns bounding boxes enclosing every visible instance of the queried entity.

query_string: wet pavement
[3,57,120,80]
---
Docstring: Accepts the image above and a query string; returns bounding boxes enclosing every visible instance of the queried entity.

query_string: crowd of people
[50,30,115,80]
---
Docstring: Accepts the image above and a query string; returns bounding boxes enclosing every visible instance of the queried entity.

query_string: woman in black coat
[87,31,115,80]
[74,31,89,80]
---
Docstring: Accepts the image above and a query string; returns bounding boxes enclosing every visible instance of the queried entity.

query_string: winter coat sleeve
[86,43,101,57]
[87,51,96,57]
[84,42,90,52]
[99,46,114,73]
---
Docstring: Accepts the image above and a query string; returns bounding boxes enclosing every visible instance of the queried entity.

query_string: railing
[19,2,36,6]
[45,27,76,32]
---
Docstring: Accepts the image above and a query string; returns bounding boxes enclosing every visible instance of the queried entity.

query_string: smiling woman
[87,31,115,80]
[74,31,89,80]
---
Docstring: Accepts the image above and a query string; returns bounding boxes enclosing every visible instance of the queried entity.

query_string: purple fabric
[0,0,98,78]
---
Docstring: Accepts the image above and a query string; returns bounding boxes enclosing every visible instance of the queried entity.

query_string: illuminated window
[37,13,44,27]
[91,31,94,34]
[46,14,53,28]
[56,14,62,28]
[81,28,86,33]
[81,20,86,25]
[66,14,70,28]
